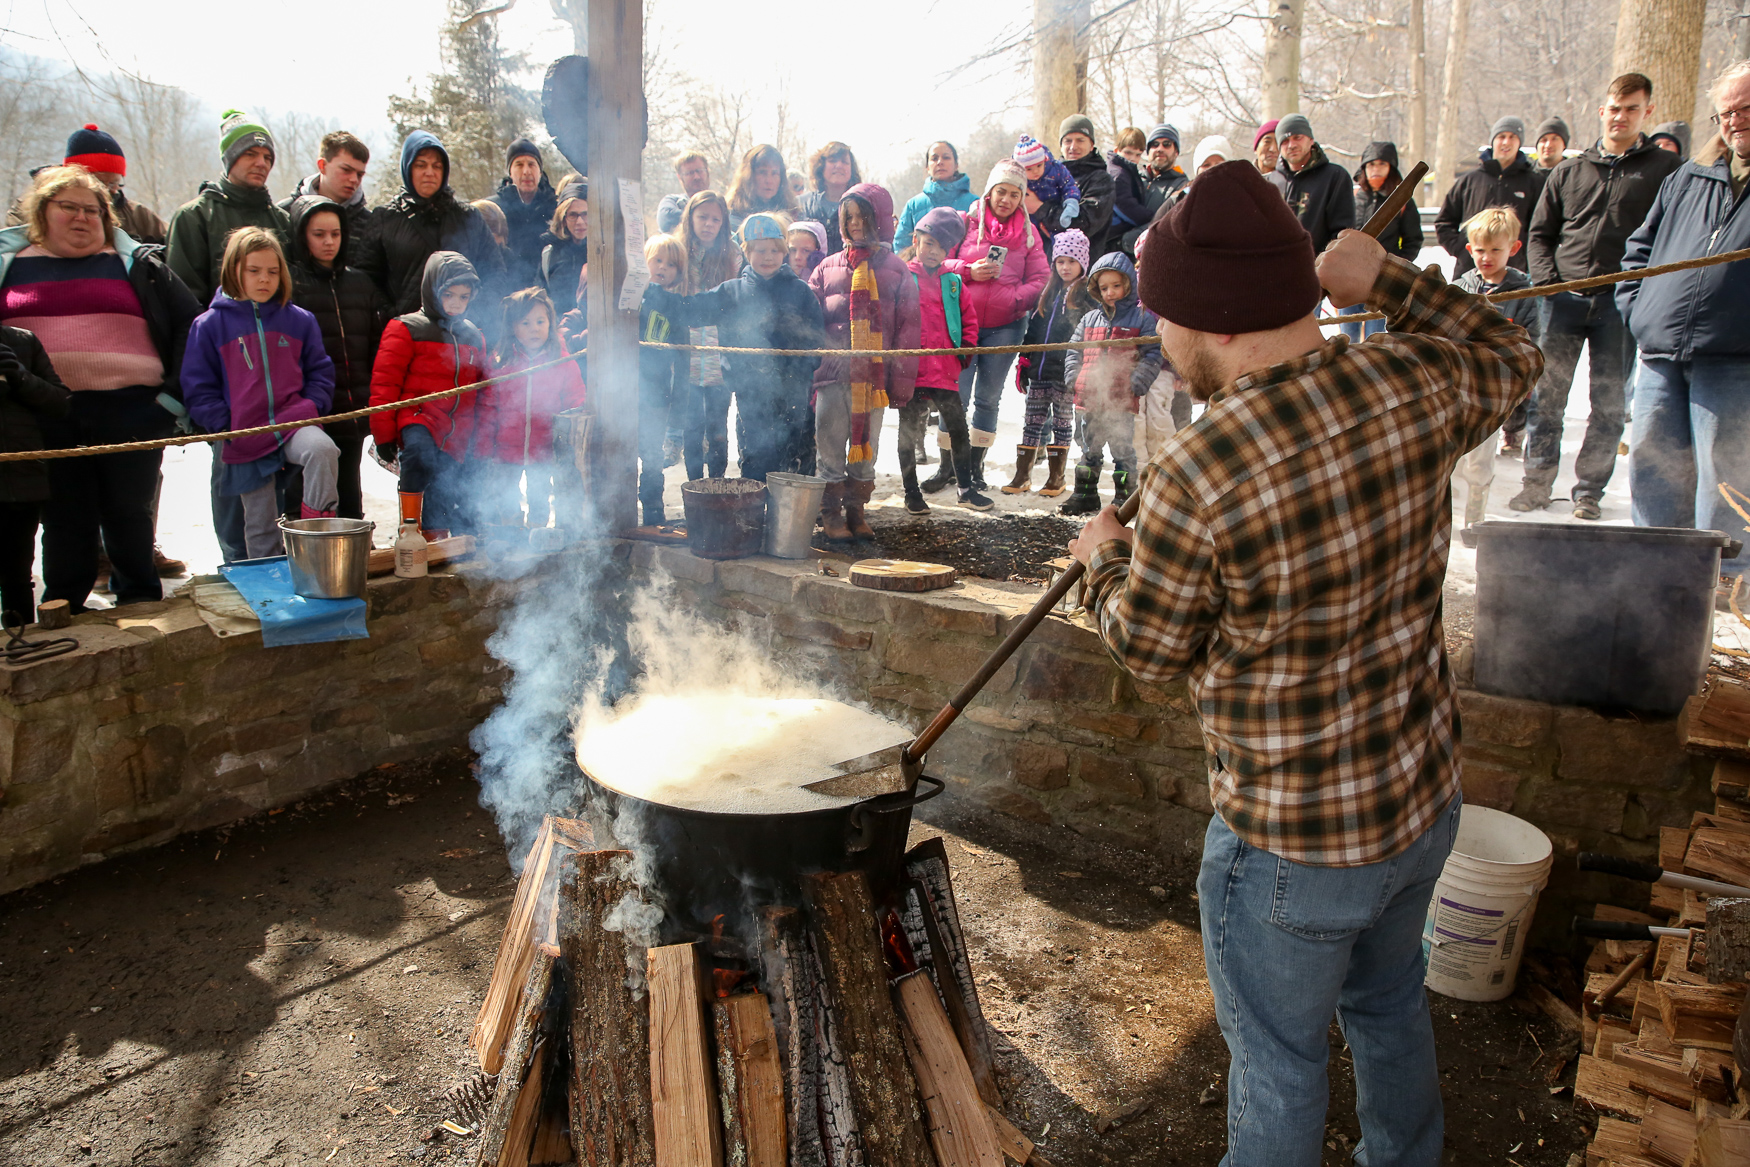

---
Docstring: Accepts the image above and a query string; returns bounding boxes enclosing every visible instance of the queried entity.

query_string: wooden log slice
[849,560,957,592]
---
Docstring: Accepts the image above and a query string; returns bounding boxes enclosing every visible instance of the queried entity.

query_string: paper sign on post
[617,177,650,310]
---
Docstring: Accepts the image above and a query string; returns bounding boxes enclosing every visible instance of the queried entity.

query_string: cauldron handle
[846,776,945,852]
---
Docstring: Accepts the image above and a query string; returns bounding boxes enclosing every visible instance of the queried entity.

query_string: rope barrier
[2,245,1744,463]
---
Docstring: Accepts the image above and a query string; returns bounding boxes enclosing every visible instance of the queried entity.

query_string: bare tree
[1613,0,1709,125]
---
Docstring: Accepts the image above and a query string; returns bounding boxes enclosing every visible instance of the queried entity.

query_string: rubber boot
[898,445,929,514]
[819,481,852,542]
[1464,488,1488,528]
[642,499,667,528]
[1059,465,1102,516]
[1039,446,1070,496]
[845,479,876,540]
[1002,446,1041,494]
[1112,468,1133,509]
[919,440,957,493]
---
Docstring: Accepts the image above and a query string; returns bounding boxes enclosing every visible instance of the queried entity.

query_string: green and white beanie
[219,109,275,173]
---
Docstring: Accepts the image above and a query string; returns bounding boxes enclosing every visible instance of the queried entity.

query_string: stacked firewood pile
[1571,745,1750,1166]
[456,816,1048,1167]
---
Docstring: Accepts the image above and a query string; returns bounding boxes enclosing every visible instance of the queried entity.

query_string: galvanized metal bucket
[763,472,826,559]
[278,518,375,599]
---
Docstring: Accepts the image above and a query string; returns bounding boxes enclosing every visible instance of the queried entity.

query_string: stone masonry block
[634,542,717,585]
[964,706,1032,733]
[0,715,75,789]
[715,559,808,604]
[770,614,872,651]
[1457,689,1554,749]
[1516,779,1627,834]
[1459,760,1522,811]
[1133,678,1197,717]
[868,684,939,711]
[1019,649,1125,704]
[797,576,887,623]
[882,637,1018,692]
[94,724,188,814]
[1076,753,1146,801]
[1012,743,1069,791]
[1067,710,1147,740]
[886,592,1000,638]
[0,624,155,705]
[1553,708,1688,791]
[979,787,1053,825]
[368,575,430,618]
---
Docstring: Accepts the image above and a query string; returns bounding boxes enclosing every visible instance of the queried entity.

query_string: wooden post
[894,972,1005,1167]
[648,943,725,1167]
[713,992,787,1167]
[586,0,642,534]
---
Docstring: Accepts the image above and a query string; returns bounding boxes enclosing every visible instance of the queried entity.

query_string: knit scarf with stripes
[845,246,887,464]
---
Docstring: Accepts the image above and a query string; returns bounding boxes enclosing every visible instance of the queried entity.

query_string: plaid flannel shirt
[1084,255,1543,866]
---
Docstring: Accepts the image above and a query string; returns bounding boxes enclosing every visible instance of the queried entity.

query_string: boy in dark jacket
[369,252,488,540]
[1344,141,1425,340]
[642,213,825,484]
[1058,251,1161,515]
[287,195,387,520]
[1452,207,1544,527]
[0,326,70,626]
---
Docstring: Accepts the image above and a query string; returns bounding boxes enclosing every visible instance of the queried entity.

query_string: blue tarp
[218,557,369,647]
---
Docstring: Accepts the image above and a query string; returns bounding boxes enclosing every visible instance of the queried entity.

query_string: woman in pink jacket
[937,158,1048,492]
[807,182,920,543]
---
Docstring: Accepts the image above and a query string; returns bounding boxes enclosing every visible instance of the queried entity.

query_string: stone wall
[1,541,1715,946]
[0,567,513,896]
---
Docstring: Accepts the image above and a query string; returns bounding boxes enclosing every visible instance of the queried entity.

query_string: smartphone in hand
[986,244,1008,270]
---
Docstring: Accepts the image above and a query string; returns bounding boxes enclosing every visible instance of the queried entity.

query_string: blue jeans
[1338,303,1386,342]
[1198,794,1461,1167]
[1630,355,1750,576]
[957,318,1025,436]
[398,423,465,533]
[1523,291,1634,499]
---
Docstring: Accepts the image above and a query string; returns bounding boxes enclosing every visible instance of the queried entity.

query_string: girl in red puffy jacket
[478,288,586,528]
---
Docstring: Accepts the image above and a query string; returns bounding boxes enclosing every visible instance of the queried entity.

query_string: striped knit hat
[220,109,276,173]
[65,124,125,175]
[1013,134,1050,169]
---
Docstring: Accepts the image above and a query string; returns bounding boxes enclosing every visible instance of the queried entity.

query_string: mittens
[1059,198,1080,228]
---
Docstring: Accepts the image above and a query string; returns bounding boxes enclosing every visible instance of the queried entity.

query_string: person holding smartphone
[932,159,1048,493]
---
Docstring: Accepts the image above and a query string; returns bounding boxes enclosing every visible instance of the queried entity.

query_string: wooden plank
[1684,1048,1736,1103]
[1655,933,1692,980]
[530,1091,575,1167]
[1594,1018,1636,1059]
[1589,1116,1662,1167]
[647,944,724,1167]
[1712,758,1750,801]
[561,849,656,1167]
[803,870,934,1167]
[712,992,786,1167]
[983,1106,1033,1166]
[1681,682,1750,756]
[906,839,1003,1108]
[1587,970,1643,1016]
[1575,1054,1649,1118]
[1636,1017,1680,1057]
[894,971,1004,1167]
[1651,881,1685,913]
[1611,1043,1696,1107]
[849,560,959,592]
[1716,797,1750,822]
[1695,1116,1750,1167]
[1637,1096,1697,1167]
[908,880,1002,1108]
[475,820,559,1074]
[476,951,557,1167]
[1659,826,1692,873]
[367,533,475,576]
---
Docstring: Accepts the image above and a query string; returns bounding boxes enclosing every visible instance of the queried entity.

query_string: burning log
[647,943,725,1167]
[803,869,934,1167]
[712,992,786,1167]
[905,840,1001,1107]
[894,970,1004,1167]
[755,907,830,1167]
[561,849,657,1166]
[475,951,559,1167]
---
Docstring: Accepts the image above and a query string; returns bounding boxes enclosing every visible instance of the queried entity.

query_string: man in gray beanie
[1058,114,1117,257]
[1533,116,1570,172]
[1434,113,1544,277]
[1270,113,1353,253]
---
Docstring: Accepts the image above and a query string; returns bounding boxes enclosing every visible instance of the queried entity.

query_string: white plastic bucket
[1422,805,1553,1002]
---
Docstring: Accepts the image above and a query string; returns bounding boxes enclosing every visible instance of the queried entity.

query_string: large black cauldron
[581,768,942,943]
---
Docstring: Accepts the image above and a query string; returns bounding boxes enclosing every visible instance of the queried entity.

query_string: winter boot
[898,445,930,514]
[953,445,993,510]
[642,499,667,528]
[967,445,990,491]
[845,479,877,540]
[1112,468,1133,509]
[919,447,957,493]
[1059,465,1102,516]
[1463,487,1488,528]
[819,481,852,542]
[1002,446,1041,494]
[1039,446,1070,496]
[1508,483,1552,513]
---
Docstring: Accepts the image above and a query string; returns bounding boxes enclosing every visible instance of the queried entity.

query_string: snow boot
[819,481,852,542]
[1002,446,1041,494]
[1039,446,1070,496]
[845,479,877,540]
[1059,465,1102,516]
[1112,468,1133,509]
[898,445,930,514]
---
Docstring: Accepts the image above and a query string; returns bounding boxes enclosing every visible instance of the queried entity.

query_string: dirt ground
[0,751,1595,1166]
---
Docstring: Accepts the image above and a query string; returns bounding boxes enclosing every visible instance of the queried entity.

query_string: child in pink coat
[898,207,984,516]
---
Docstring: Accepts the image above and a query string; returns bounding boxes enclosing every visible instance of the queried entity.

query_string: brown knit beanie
[1138,160,1321,334]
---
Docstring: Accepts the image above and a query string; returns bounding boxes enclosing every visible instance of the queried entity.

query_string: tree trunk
[1261,0,1306,121]
[1612,0,1707,130]
[1407,0,1427,171]
[1033,0,1089,148]
[1433,0,1472,201]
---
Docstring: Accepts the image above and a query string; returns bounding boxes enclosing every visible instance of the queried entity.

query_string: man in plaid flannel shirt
[1070,161,1542,1166]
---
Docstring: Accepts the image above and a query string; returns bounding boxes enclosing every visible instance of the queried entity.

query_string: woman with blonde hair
[726,144,799,235]
[0,166,200,609]
[540,177,590,314]
[799,141,861,254]
[180,226,339,559]
[678,191,738,478]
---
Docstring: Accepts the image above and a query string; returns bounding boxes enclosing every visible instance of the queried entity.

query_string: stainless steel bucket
[278,518,375,599]
[763,472,826,559]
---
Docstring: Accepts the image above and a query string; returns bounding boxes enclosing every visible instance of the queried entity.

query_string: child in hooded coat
[369,250,488,539]
[896,207,983,516]
[477,288,587,529]
[635,233,687,525]
[807,183,921,541]
[1058,251,1160,515]
[642,212,824,484]
[181,228,339,561]
[1007,228,1091,498]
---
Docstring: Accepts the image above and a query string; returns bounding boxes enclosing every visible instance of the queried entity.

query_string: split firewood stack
[455,817,1050,1167]
[1569,727,1750,1166]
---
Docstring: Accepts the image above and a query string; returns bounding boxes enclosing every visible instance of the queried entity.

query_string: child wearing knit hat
[1008,229,1093,497]
[1013,135,1081,232]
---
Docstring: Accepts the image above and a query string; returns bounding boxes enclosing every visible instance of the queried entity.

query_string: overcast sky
[4,0,1034,177]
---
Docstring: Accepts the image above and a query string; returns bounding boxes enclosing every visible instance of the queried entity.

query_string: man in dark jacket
[1273,113,1354,254]
[1512,72,1683,518]
[489,138,556,289]
[1342,142,1424,339]
[1434,115,1545,276]
[1618,60,1750,575]
[361,131,508,323]
[1533,116,1570,173]
[1121,124,1188,253]
[276,131,373,267]
[1059,115,1118,258]
[286,195,387,521]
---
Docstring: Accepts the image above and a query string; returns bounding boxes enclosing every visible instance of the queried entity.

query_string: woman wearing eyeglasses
[0,166,202,613]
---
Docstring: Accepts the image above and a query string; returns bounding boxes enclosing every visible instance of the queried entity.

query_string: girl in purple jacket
[182,228,338,561]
